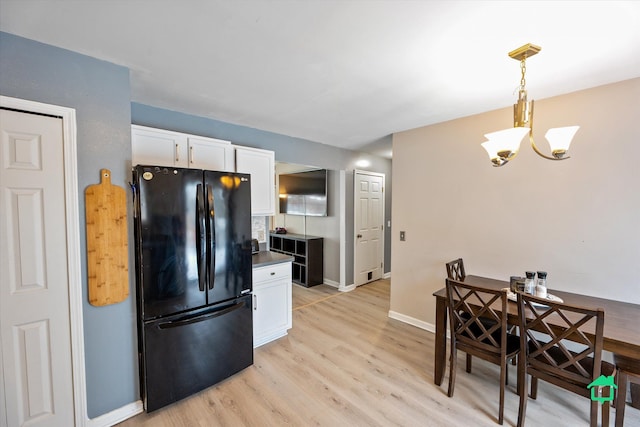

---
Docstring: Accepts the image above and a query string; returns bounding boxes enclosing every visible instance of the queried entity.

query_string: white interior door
[0,109,75,427]
[354,171,384,286]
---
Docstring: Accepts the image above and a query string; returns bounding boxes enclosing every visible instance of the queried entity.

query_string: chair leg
[517,364,528,427]
[466,353,472,373]
[514,356,520,396]
[505,360,509,386]
[603,400,610,427]
[530,376,538,400]
[616,370,628,427]
[590,399,598,427]
[448,343,457,398]
[498,360,506,425]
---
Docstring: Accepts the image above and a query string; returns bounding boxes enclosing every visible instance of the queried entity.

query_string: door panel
[131,125,188,167]
[187,137,234,172]
[205,171,253,305]
[354,172,384,286]
[6,188,46,290]
[0,109,74,427]
[141,295,253,412]
[235,147,275,216]
[134,166,205,319]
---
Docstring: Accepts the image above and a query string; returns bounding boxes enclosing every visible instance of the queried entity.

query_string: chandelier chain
[520,58,527,91]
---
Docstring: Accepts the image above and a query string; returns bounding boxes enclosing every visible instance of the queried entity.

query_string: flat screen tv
[278,169,327,216]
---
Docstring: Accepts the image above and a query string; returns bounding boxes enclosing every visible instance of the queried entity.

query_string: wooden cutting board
[85,169,129,306]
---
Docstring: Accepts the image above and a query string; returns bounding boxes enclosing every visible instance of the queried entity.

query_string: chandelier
[481,43,579,167]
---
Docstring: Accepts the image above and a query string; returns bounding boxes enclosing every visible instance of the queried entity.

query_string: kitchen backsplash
[252,216,268,243]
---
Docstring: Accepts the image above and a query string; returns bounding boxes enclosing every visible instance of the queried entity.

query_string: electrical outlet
[400,231,405,241]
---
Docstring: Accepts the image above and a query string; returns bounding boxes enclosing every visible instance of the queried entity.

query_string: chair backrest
[446,258,466,281]
[445,278,508,358]
[517,292,605,396]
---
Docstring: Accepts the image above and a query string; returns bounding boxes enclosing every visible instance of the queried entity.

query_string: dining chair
[445,258,475,373]
[445,258,514,375]
[445,278,520,425]
[614,353,640,427]
[516,293,615,427]
[446,258,466,281]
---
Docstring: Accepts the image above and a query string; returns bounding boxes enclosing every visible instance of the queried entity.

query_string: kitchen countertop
[252,251,294,268]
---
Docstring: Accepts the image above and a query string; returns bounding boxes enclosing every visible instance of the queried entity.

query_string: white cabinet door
[187,137,234,172]
[132,125,188,167]
[253,262,292,347]
[132,125,234,171]
[235,146,275,216]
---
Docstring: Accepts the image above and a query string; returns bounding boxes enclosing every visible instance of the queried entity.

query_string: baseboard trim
[323,279,340,288]
[383,272,391,279]
[339,283,356,292]
[87,400,143,427]
[322,277,356,292]
[388,311,435,333]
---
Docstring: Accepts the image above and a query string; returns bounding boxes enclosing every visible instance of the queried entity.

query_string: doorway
[353,170,385,287]
[0,96,85,426]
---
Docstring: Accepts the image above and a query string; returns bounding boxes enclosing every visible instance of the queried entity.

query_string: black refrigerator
[132,165,253,412]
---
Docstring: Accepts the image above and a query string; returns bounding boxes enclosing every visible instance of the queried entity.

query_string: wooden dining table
[432,275,640,387]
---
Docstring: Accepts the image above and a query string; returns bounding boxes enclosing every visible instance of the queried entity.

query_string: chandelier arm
[529,132,570,161]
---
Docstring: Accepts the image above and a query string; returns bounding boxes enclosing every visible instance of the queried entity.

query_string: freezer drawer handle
[158,301,246,329]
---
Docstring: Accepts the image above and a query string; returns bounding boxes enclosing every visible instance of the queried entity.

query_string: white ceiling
[1,1,639,158]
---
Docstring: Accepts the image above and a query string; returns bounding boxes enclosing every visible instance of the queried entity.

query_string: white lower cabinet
[253,262,292,347]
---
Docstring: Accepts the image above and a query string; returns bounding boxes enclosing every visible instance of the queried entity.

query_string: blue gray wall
[0,32,137,418]
[1,30,392,419]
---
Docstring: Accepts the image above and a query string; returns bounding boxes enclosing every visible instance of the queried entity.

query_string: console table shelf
[269,233,323,287]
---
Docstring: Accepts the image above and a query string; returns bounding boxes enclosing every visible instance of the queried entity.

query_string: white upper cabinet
[235,146,275,216]
[132,125,275,216]
[187,136,234,172]
[132,125,234,171]
[132,125,188,167]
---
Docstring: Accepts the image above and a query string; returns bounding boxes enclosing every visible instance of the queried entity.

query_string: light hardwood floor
[118,279,639,427]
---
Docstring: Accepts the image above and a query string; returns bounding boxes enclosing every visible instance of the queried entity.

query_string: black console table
[269,233,323,287]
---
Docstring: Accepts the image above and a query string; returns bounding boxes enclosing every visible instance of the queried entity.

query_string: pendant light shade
[544,126,580,159]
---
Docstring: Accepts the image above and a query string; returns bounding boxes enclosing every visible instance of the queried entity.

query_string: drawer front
[253,262,291,284]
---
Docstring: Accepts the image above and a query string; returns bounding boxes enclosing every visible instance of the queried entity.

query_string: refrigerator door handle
[157,301,246,329]
[196,184,206,292]
[206,183,216,290]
